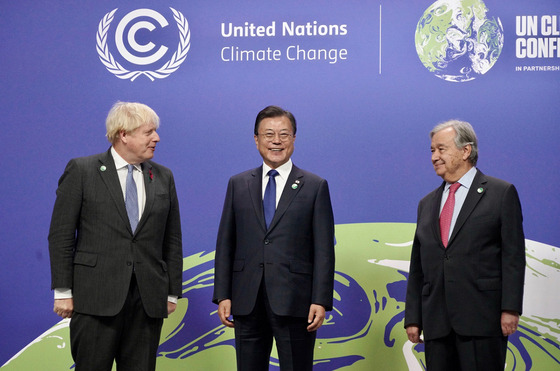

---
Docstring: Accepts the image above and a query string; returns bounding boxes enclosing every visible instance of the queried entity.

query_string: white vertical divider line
[379,4,382,75]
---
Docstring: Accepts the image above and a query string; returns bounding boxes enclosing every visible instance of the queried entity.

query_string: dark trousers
[425,330,508,371]
[233,282,316,371]
[70,274,163,371]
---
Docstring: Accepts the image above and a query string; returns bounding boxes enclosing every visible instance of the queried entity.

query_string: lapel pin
[295,180,300,184]
[292,183,298,189]
[100,165,106,172]
[477,187,484,194]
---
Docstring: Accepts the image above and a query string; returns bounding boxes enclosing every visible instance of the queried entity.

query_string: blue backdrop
[1,0,559,368]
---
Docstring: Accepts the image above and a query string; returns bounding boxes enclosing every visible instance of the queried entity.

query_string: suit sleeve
[500,184,525,314]
[48,159,83,290]
[404,202,424,329]
[212,177,236,304]
[311,179,335,311]
[163,171,183,298]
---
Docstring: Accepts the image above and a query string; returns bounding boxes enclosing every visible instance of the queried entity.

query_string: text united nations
[221,21,348,64]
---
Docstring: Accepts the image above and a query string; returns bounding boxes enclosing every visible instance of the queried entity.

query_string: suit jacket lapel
[268,166,303,232]
[97,149,131,233]
[248,166,267,232]
[448,170,487,246]
[137,161,155,234]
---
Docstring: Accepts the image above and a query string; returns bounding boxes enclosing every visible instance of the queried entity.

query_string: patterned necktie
[263,169,279,229]
[440,182,461,247]
[126,164,139,233]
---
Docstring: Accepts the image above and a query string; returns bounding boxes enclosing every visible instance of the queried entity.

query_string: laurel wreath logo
[96,8,191,81]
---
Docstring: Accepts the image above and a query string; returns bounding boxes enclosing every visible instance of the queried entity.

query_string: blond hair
[105,102,160,144]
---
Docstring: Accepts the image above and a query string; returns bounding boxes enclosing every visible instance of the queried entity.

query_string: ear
[254,135,259,146]
[119,130,128,144]
[462,143,472,161]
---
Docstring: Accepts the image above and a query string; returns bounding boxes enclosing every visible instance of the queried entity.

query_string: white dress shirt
[439,166,477,237]
[112,147,146,218]
[262,159,293,207]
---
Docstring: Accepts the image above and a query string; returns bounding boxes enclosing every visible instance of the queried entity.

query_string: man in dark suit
[212,105,335,371]
[48,102,183,371]
[405,120,526,370]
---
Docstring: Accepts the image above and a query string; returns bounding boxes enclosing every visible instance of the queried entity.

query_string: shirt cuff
[168,295,178,304]
[54,288,73,299]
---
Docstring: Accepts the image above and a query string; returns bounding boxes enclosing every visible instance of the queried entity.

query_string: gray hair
[430,119,478,166]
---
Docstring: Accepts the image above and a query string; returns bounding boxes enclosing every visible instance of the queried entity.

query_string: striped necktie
[126,164,139,233]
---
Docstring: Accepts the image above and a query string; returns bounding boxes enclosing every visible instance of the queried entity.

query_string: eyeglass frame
[256,131,294,142]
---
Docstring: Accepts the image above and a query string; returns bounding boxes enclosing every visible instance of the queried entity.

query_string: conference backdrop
[1,0,559,370]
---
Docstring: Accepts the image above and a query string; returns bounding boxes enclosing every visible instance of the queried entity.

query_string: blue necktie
[263,169,279,229]
[126,164,139,233]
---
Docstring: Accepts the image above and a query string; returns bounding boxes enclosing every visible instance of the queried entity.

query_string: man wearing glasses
[213,105,335,371]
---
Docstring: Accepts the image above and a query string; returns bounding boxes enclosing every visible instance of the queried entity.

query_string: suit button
[259,263,264,268]
[264,239,270,245]
[127,262,132,266]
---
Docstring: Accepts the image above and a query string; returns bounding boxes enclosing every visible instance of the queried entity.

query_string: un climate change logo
[96,8,191,81]
[415,0,504,82]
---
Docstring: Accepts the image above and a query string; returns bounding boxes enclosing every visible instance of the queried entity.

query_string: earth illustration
[2,223,559,370]
[415,0,504,82]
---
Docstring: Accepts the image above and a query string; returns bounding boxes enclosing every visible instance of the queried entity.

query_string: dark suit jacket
[405,169,525,340]
[212,164,335,317]
[48,149,183,318]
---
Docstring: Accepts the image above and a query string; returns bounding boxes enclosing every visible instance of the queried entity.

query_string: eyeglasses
[257,132,294,142]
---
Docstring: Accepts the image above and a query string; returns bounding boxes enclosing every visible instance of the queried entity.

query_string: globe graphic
[415,0,504,82]
[3,223,559,370]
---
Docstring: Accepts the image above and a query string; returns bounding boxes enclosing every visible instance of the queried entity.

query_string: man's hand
[218,299,234,328]
[307,304,326,332]
[406,325,424,343]
[501,310,520,336]
[168,301,177,315]
[54,298,74,319]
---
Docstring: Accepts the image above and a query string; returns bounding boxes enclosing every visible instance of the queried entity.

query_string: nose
[431,151,438,163]
[270,133,282,144]
[153,131,160,142]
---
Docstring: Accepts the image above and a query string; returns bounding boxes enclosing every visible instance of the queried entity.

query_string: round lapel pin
[477,187,484,194]
[292,184,298,189]
[100,165,106,172]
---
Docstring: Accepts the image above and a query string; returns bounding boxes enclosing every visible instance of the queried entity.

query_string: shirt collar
[262,159,293,180]
[445,166,477,191]
[111,147,141,171]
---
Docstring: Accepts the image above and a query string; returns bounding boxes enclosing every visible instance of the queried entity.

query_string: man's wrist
[168,295,178,304]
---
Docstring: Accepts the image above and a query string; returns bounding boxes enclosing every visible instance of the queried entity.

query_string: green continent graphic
[415,0,504,82]
[2,223,560,370]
